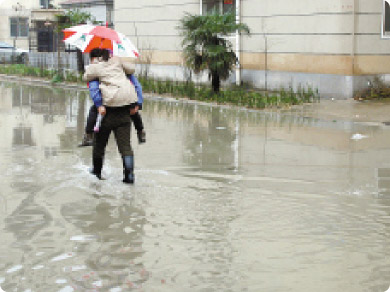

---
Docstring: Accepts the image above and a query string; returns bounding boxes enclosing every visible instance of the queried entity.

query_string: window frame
[382,0,390,38]
[10,17,29,38]
[201,0,236,15]
[40,0,53,9]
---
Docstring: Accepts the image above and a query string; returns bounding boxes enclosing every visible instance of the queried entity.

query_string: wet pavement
[0,80,390,292]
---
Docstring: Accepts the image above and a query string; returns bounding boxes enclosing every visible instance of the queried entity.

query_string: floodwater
[0,80,390,292]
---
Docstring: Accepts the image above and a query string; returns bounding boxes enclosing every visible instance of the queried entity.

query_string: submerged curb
[0,73,265,111]
[0,73,251,112]
[0,73,320,118]
[0,74,87,91]
[2,73,389,126]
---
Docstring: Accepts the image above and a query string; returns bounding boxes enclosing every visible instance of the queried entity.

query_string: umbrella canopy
[63,24,139,58]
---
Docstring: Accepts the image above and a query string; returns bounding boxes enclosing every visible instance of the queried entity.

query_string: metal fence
[27,52,89,73]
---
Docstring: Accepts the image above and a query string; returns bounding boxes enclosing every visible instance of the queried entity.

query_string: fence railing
[27,52,89,72]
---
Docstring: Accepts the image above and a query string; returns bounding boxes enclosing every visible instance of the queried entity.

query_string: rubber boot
[90,156,104,180]
[122,156,135,184]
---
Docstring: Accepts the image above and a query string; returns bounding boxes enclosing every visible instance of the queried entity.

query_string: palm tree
[179,10,250,92]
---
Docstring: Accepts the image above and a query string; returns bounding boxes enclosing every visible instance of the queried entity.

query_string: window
[202,0,235,15]
[10,17,29,37]
[40,0,53,9]
[383,0,390,37]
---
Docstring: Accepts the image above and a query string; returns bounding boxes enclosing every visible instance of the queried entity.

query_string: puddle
[0,81,389,291]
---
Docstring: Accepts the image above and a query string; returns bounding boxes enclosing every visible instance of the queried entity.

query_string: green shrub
[354,77,390,101]
[51,73,64,83]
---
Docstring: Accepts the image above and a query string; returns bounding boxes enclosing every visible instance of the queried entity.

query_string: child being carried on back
[79,48,146,146]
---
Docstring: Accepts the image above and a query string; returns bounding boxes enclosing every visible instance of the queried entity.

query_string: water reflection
[0,80,390,291]
[60,199,147,290]
[5,193,52,242]
[13,127,34,146]
[0,82,88,152]
[182,105,236,171]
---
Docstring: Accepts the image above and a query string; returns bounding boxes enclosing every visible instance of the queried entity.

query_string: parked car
[0,42,29,64]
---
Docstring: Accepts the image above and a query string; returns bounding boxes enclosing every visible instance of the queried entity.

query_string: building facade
[0,0,63,51]
[59,0,114,27]
[115,0,390,99]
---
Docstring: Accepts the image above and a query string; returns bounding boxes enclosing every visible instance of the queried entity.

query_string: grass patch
[0,64,56,79]
[0,64,84,84]
[138,77,320,109]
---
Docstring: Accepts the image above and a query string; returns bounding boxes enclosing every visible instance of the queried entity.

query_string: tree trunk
[211,73,220,93]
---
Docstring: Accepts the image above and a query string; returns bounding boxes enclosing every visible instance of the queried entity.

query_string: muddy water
[0,80,390,292]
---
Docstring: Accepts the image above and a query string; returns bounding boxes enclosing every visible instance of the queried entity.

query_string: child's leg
[130,112,146,143]
[130,112,144,132]
[79,105,98,147]
[86,105,98,134]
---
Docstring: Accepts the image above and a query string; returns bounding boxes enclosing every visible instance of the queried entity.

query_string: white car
[0,41,29,63]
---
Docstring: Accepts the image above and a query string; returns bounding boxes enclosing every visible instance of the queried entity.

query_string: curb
[0,74,88,91]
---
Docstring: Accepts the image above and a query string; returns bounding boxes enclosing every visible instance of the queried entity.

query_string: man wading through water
[84,48,138,184]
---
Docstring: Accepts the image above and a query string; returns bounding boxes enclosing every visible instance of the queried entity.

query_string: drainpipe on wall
[235,0,241,86]
[200,0,203,15]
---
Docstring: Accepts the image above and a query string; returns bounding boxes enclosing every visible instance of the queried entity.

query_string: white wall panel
[355,34,390,54]
[243,14,353,34]
[241,0,354,17]
[355,14,381,34]
[115,0,198,52]
[242,34,352,55]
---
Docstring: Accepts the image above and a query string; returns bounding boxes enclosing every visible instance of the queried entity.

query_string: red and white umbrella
[63,24,139,58]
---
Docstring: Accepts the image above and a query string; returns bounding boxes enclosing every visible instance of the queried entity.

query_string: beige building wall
[115,0,198,62]
[115,0,390,98]
[353,0,390,75]
[0,0,62,49]
[237,0,390,76]
[241,0,354,75]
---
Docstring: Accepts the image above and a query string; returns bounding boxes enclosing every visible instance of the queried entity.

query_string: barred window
[202,0,235,15]
[10,17,29,37]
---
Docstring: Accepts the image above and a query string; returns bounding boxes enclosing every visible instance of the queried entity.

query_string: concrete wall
[115,1,199,60]
[113,0,390,98]
[353,0,390,75]
[240,0,390,76]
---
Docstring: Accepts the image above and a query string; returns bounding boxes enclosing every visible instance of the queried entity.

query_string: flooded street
[0,80,390,292]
